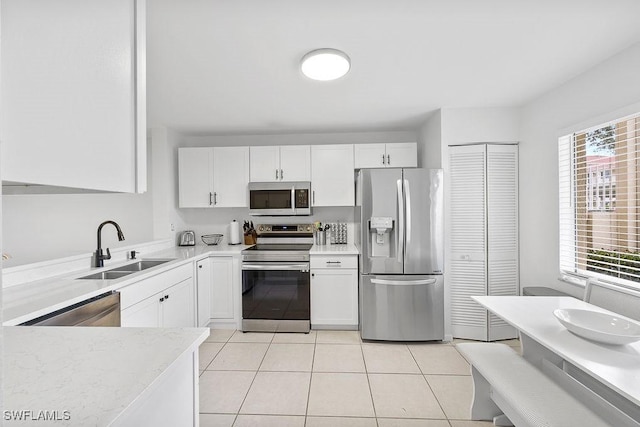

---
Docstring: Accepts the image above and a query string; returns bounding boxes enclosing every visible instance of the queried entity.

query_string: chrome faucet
[94,220,125,267]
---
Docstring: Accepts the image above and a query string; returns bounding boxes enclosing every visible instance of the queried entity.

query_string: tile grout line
[407,343,452,421]
[302,331,318,427]
[359,339,381,425]
[230,331,274,424]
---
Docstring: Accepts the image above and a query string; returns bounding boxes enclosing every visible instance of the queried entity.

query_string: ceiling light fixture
[301,48,350,81]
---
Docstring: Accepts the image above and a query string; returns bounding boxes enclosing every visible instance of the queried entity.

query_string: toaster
[179,230,196,246]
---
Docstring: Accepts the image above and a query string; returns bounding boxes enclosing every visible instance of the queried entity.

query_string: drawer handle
[326,261,342,265]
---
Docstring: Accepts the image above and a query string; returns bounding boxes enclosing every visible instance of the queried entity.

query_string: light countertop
[310,243,359,255]
[3,326,208,426]
[3,242,358,325]
[3,243,250,325]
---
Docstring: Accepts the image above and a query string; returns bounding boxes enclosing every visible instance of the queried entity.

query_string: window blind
[559,113,640,286]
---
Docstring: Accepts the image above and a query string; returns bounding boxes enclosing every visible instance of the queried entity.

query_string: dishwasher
[20,291,121,326]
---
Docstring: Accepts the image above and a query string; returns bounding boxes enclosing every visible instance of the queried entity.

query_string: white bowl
[553,309,640,345]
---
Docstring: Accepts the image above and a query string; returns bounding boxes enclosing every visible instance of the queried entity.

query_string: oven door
[242,262,310,331]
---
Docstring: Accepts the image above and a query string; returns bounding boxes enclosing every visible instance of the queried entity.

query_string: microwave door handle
[291,186,296,214]
[397,179,404,264]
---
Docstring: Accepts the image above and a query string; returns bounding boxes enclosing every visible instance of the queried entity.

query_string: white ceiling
[146,0,640,135]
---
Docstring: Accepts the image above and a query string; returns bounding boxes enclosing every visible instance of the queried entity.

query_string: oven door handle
[242,263,310,272]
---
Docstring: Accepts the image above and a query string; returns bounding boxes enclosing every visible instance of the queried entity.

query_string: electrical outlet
[170,223,175,232]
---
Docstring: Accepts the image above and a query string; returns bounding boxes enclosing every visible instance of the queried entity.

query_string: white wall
[441,107,521,147]
[519,41,640,297]
[2,191,154,266]
[2,149,155,267]
[150,127,186,243]
[417,110,442,169]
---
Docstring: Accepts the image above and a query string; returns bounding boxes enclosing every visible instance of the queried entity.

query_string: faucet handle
[129,250,140,260]
[104,248,112,261]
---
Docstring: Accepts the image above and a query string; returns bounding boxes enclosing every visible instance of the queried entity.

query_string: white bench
[457,343,617,427]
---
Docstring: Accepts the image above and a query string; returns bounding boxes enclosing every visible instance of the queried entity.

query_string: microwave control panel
[295,189,309,208]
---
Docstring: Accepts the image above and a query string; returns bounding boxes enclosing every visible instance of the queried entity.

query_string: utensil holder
[316,230,326,245]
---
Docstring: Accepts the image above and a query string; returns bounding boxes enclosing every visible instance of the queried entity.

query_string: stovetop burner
[242,224,313,262]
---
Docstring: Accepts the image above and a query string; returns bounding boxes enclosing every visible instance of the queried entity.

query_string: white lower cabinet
[195,256,238,328]
[210,256,236,324]
[196,257,212,327]
[120,294,160,327]
[161,279,195,327]
[310,255,359,329]
[121,263,196,328]
[115,347,199,427]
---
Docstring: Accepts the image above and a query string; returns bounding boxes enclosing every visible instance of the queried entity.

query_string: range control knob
[258,225,264,232]
[306,225,311,231]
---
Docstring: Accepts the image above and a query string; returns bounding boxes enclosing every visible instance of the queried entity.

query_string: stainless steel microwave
[248,181,311,216]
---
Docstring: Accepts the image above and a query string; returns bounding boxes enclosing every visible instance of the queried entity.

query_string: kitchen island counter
[3,325,208,426]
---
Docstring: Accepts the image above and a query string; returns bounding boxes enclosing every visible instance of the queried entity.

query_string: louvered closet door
[486,145,518,341]
[448,145,488,340]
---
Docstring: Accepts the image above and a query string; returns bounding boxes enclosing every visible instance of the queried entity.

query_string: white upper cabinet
[311,145,355,206]
[250,145,311,182]
[178,147,249,208]
[249,146,280,182]
[1,0,147,193]
[179,148,213,208]
[279,146,311,181]
[212,147,250,207]
[354,142,417,169]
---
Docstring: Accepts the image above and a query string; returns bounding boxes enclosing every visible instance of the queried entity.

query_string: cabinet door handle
[280,169,284,180]
[213,192,218,205]
[209,192,213,206]
[311,273,315,277]
[275,169,279,180]
[159,297,165,302]
[165,294,169,300]
[198,265,203,269]
[387,154,390,165]
[382,154,386,165]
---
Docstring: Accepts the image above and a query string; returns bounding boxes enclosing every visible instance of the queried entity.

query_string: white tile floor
[199,330,520,427]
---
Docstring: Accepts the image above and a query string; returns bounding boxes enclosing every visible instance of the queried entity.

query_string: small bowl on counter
[201,234,223,245]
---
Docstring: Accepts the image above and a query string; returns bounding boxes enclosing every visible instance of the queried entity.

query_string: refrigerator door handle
[396,179,404,263]
[404,178,411,253]
[371,278,437,286]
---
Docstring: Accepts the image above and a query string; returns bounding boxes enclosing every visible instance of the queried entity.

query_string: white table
[473,296,640,423]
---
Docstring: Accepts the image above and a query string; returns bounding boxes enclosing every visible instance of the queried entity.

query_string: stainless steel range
[241,224,313,333]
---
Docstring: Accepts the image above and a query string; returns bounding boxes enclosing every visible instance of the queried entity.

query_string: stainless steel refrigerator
[356,168,444,341]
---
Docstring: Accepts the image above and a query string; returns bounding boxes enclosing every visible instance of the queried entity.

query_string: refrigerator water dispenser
[369,217,393,257]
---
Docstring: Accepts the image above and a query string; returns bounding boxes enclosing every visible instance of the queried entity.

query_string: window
[559,113,640,285]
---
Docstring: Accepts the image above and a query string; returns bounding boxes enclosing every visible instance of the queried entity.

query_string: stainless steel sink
[78,270,133,280]
[77,259,174,280]
[111,259,173,272]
